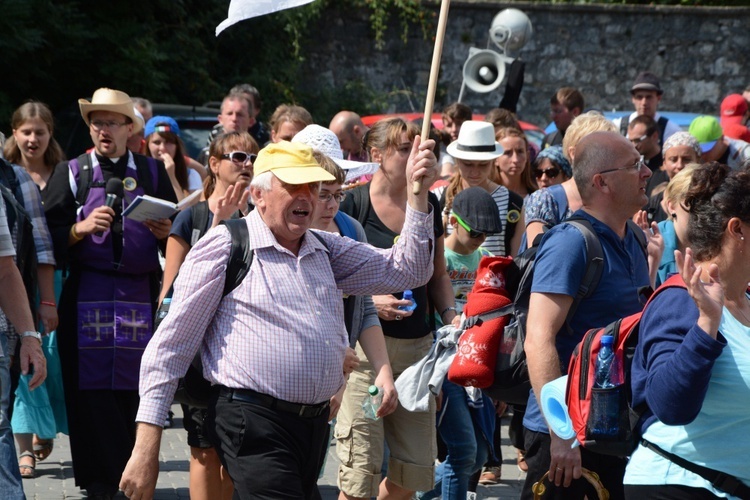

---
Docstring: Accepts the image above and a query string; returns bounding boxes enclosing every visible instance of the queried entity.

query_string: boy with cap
[443,186,503,320]
[689,115,750,168]
[417,187,502,500]
[613,71,681,146]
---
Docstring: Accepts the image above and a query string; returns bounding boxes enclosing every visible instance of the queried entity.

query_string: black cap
[630,71,663,95]
[452,187,503,234]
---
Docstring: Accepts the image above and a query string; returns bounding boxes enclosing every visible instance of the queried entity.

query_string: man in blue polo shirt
[521,132,653,500]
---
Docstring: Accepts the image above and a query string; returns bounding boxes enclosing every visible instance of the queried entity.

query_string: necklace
[728,295,750,325]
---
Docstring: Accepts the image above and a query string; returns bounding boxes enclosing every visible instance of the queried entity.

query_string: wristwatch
[21,331,42,344]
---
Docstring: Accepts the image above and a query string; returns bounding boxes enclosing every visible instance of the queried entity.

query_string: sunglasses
[221,151,257,164]
[453,213,486,239]
[534,167,560,179]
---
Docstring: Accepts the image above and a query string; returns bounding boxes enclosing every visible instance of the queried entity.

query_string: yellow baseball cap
[253,141,335,184]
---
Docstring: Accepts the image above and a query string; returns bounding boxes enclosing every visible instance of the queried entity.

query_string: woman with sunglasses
[144,116,204,202]
[532,145,571,189]
[158,131,257,500]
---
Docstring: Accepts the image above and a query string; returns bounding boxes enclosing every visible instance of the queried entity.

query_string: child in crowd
[419,187,501,500]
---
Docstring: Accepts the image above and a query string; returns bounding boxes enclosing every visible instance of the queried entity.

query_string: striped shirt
[137,205,435,426]
[9,165,55,265]
[442,185,511,256]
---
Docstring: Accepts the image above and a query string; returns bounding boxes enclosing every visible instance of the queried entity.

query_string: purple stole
[69,152,160,390]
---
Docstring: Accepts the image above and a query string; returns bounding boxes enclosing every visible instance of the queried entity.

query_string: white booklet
[122,190,201,222]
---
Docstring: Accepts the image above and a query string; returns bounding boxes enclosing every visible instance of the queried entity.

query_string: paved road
[19,404,525,499]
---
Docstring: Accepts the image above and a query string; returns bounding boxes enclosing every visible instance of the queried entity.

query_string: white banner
[216,0,316,36]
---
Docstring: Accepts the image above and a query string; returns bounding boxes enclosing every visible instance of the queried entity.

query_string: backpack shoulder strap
[563,218,605,333]
[619,115,630,137]
[75,153,93,207]
[625,219,648,259]
[350,185,370,227]
[548,184,569,222]
[221,218,252,297]
[135,154,156,197]
[190,201,211,246]
[504,189,524,254]
[334,212,358,240]
[656,116,669,145]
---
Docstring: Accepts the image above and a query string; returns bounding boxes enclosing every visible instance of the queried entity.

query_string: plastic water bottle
[361,385,383,420]
[398,290,417,312]
[156,297,171,321]
[590,335,622,438]
[594,335,617,388]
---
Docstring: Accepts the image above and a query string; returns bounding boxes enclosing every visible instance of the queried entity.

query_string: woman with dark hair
[159,131,257,500]
[532,145,571,189]
[494,127,536,198]
[5,100,66,477]
[625,162,750,498]
[144,116,203,201]
[338,117,453,500]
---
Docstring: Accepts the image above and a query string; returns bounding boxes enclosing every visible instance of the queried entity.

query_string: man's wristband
[441,306,457,319]
[40,300,56,307]
[21,331,42,344]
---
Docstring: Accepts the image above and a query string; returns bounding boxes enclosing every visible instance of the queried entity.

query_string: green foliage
[524,0,750,4]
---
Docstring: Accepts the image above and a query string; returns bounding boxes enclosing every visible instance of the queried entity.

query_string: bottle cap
[601,334,614,346]
[368,385,379,396]
[403,289,413,299]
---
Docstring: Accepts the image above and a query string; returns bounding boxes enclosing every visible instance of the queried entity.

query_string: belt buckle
[299,405,312,417]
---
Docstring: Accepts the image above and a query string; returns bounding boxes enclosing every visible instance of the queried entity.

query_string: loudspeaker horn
[462,48,508,94]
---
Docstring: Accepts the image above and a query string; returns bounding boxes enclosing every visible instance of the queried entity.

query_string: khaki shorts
[335,335,436,498]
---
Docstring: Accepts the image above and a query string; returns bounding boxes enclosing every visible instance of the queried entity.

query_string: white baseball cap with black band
[446,121,504,161]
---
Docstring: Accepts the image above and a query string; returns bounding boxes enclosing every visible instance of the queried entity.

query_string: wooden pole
[413,0,451,195]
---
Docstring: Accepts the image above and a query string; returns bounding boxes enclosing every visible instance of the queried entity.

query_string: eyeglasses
[598,156,647,175]
[453,213,486,239]
[90,120,128,131]
[318,192,346,204]
[221,151,257,164]
[629,134,649,145]
[534,167,561,179]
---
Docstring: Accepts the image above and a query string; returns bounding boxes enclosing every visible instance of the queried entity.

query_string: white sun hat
[292,124,379,182]
[446,120,504,161]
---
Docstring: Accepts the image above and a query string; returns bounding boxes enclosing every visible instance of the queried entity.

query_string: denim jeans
[0,332,25,499]
[418,381,491,500]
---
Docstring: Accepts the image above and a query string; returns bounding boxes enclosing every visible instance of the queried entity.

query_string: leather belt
[218,386,330,419]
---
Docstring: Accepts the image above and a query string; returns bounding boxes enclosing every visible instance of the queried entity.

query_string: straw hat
[446,121,504,161]
[79,88,142,134]
[292,124,379,182]
[253,141,335,185]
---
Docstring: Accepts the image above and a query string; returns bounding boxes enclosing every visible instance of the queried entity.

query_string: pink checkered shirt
[136,206,434,426]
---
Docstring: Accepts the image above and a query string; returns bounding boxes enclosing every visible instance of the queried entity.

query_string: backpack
[565,273,685,457]
[480,217,608,404]
[0,159,38,319]
[73,152,157,208]
[160,220,329,408]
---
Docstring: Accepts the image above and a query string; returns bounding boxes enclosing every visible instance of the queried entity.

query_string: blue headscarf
[535,145,572,178]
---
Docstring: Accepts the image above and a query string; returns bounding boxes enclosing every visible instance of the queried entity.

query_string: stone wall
[301,2,750,127]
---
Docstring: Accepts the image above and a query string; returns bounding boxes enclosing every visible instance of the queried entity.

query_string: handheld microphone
[97,178,124,236]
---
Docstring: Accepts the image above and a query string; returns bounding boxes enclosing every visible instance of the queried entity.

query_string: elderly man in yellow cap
[43,88,177,499]
[121,138,439,499]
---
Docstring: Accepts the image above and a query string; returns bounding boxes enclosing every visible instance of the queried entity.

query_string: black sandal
[18,451,36,479]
